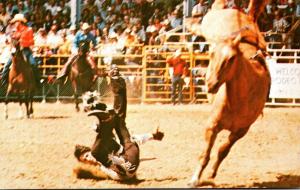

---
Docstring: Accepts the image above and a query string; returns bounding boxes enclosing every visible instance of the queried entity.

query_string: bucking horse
[186,0,271,187]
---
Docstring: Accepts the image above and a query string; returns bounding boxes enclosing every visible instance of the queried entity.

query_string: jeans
[171,75,184,104]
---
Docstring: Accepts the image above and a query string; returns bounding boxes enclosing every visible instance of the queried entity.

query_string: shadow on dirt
[33,116,70,119]
[252,174,300,188]
[140,157,156,162]
[217,174,300,188]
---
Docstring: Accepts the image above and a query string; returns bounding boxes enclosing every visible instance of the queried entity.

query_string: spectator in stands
[6,1,14,17]
[47,24,64,54]
[170,9,182,29]
[34,28,49,55]
[0,13,42,88]
[296,0,300,17]
[56,23,97,83]
[108,14,121,36]
[66,25,76,46]
[272,10,290,44]
[121,15,131,29]
[166,49,189,105]
[43,11,53,32]
[192,0,208,23]
[14,1,29,16]
[59,0,71,19]
[94,14,106,31]
[0,25,11,65]
[148,26,159,45]
[159,19,172,35]
[57,30,72,55]
[0,3,11,26]
[133,19,146,44]
[31,3,46,29]
[44,0,60,18]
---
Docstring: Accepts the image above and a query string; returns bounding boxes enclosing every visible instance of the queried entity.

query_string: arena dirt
[0,103,299,188]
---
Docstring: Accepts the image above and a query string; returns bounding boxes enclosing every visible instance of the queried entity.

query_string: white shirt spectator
[47,31,63,51]
[44,2,61,16]
[192,0,208,17]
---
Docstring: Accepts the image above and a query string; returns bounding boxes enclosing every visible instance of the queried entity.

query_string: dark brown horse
[5,40,36,119]
[69,40,96,111]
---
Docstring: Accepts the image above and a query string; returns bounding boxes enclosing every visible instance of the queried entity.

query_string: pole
[183,0,187,34]
[70,0,81,26]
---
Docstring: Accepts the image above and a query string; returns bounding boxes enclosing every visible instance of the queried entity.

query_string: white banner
[269,62,300,98]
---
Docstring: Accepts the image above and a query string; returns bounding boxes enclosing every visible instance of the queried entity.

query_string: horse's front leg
[188,125,220,187]
[17,93,25,119]
[208,127,249,180]
[29,92,34,117]
[24,93,30,118]
[74,92,80,112]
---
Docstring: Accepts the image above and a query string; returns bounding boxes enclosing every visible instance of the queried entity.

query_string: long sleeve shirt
[73,30,97,50]
[12,24,34,48]
[167,56,188,76]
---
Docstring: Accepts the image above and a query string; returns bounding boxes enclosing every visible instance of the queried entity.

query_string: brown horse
[5,40,36,119]
[186,0,271,187]
[69,40,96,111]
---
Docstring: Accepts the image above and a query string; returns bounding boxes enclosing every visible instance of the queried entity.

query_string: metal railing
[0,43,300,106]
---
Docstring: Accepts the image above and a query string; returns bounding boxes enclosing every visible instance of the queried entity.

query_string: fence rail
[0,44,300,106]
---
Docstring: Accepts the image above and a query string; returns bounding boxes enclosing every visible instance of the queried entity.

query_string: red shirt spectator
[167,50,188,76]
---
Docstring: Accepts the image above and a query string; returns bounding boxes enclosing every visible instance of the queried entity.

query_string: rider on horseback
[56,22,98,83]
[0,13,42,88]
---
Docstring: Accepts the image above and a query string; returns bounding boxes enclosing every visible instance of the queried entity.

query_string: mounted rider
[56,22,98,83]
[0,13,42,88]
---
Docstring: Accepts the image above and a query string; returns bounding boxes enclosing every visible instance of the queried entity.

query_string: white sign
[269,62,300,98]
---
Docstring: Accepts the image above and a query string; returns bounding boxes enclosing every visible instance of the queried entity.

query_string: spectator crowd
[0,0,299,66]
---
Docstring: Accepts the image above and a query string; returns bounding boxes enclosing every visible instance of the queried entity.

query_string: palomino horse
[186,0,271,187]
[69,40,96,111]
[5,39,36,119]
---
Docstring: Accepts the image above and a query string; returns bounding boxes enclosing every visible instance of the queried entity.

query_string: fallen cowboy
[73,109,164,181]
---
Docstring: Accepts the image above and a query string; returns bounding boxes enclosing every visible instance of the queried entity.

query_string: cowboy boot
[56,54,78,84]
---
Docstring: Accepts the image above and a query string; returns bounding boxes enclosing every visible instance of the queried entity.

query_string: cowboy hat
[81,23,90,30]
[10,13,27,23]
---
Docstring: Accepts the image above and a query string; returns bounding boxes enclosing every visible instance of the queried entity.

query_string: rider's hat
[10,13,27,23]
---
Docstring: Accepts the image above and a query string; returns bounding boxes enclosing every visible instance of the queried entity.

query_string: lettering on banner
[269,63,300,98]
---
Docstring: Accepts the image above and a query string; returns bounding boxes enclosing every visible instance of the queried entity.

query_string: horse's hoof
[187,179,199,188]
[200,178,216,187]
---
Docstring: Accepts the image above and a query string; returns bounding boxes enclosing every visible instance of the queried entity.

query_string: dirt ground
[0,102,299,188]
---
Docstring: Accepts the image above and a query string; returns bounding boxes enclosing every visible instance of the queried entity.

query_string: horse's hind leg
[74,93,80,112]
[188,126,220,187]
[4,85,12,119]
[208,127,249,179]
